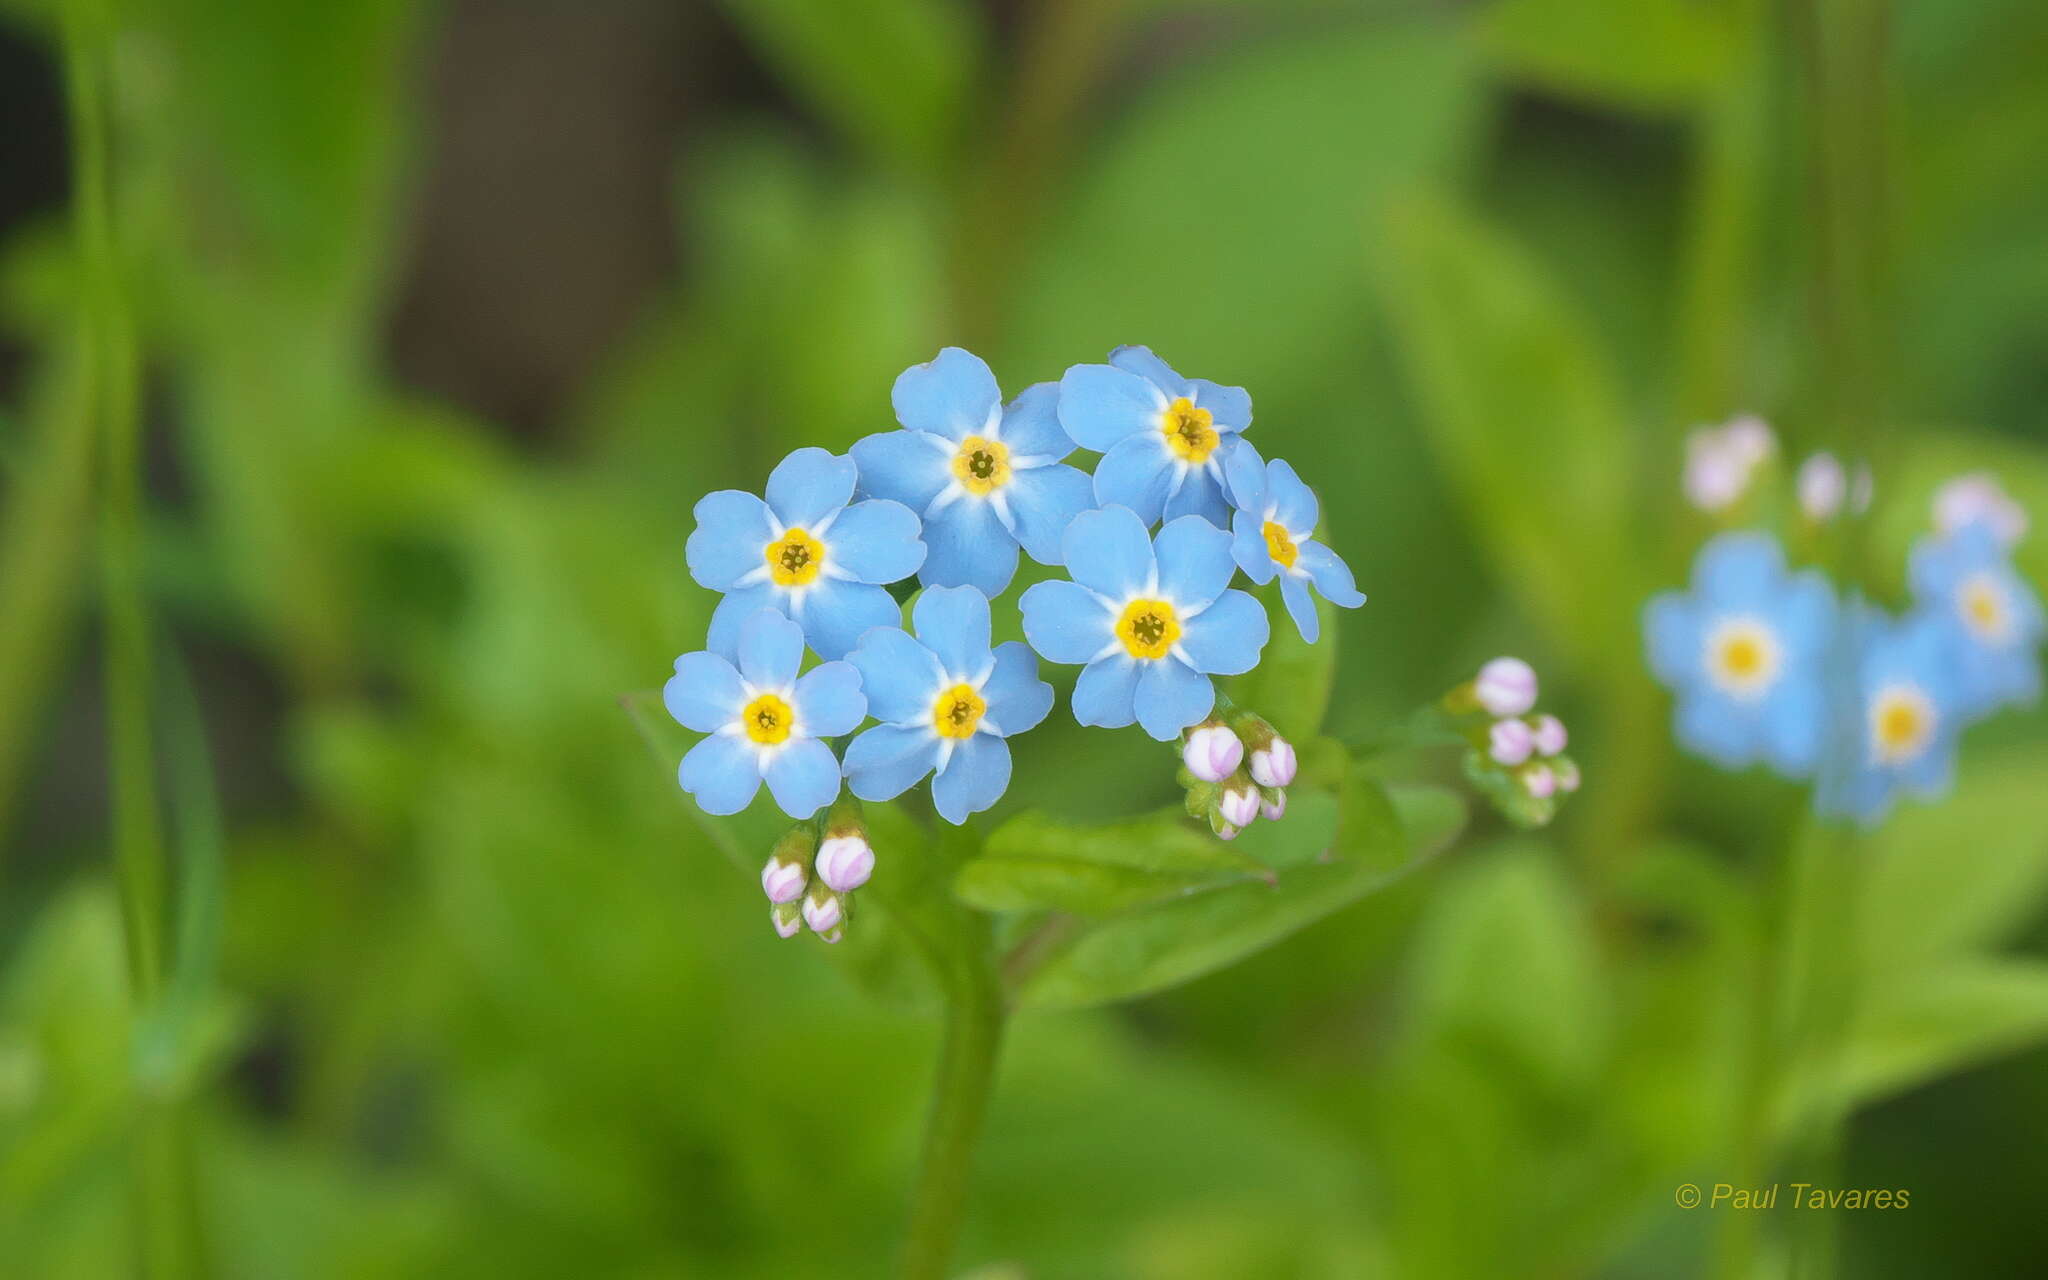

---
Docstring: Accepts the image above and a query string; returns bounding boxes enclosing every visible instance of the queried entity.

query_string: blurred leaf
[958,808,1278,916]
[1377,190,1640,664]
[719,0,979,173]
[1222,589,1337,740]
[1830,961,2048,1108]
[1474,0,1739,111]
[1016,780,1464,1010]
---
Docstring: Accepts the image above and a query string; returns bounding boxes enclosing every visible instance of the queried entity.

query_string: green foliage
[1474,0,1740,111]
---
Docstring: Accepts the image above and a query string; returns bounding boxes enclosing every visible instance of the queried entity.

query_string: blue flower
[1816,607,1961,825]
[1908,520,2044,719]
[1221,442,1365,642]
[1057,345,1251,528]
[842,586,1054,824]
[687,447,925,661]
[850,348,1095,597]
[1643,532,1837,777]
[1019,505,1270,741]
[664,609,867,818]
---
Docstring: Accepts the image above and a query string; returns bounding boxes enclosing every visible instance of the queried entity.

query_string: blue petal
[921,497,1019,595]
[914,585,993,679]
[1153,514,1236,610]
[1062,505,1156,599]
[1161,466,1231,528]
[1058,363,1165,453]
[1264,459,1319,532]
[679,735,763,815]
[1177,589,1268,675]
[1093,435,1176,526]
[736,607,806,689]
[1004,464,1093,566]
[1188,378,1252,433]
[843,724,940,802]
[1134,658,1214,740]
[795,660,866,738]
[797,578,903,662]
[932,734,1012,824]
[765,448,857,530]
[849,627,945,724]
[1107,345,1190,397]
[1762,674,1826,778]
[981,641,1052,736]
[1643,594,1701,687]
[687,491,773,591]
[763,738,842,818]
[664,651,745,732]
[1674,693,1755,769]
[851,429,951,512]
[1692,532,1785,610]
[707,584,782,660]
[1222,438,1266,512]
[1072,656,1140,728]
[1020,580,1114,665]
[1777,571,1837,655]
[1297,541,1365,607]
[893,347,1002,441]
[1230,512,1278,584]
[823,498,924,584]
[998,382,1074,459]
[1279,572,1320,643]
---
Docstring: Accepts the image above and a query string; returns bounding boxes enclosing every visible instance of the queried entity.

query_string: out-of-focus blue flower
[1222,442,1365,642]
[1817,607,1961,825]
[665,609,866,818]
[851,348,1095,597]
[687,447,925,661]
[1057,345,1251,528]
[842,586,1053,824]
[1909,521,2044,719]
[1019,505,1269,741]
[1644,532,1837,777]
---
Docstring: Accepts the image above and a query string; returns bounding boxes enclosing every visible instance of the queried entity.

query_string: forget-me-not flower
[850,348,1094,596]
[1817,607,1961,825]
[687,447,925,661]
[1020,505,1270,740]
[665,609,866,818]
[1222,442,1365,642]
[842,586,1053,824]
[1909,520,2044,719]
[1644,532,1837,777]
[1057,345,1251,528]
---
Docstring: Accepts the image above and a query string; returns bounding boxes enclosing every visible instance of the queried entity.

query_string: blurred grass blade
[1475,0,1737,111]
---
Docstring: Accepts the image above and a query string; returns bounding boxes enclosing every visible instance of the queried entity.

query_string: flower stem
[901,951,1006,1280]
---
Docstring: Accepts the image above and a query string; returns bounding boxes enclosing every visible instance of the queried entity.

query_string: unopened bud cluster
[760,796,875,943]
[1177,708,1297,840]
[1443,657,1581,828]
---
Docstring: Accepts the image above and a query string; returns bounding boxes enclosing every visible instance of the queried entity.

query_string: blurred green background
[4,0,2047,1276]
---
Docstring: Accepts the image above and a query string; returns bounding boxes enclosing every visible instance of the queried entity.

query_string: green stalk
[900,950,1006,1280]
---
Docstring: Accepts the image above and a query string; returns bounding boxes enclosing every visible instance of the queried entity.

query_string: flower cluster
[1647,419,2042,824]
[1442,657,1581,828]
[664,346,1366,937]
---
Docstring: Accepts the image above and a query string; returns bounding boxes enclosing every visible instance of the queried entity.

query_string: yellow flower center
[950,435,1012,496]
[932,682,986,740]
[742,693,794,746]
[1958,573,2011,643]
[764,527,824,587]
[1869,685,1934,765]
[1705,617,1780,700]
[1262,520,1298,569]
[1115,598,1182,660]
[1159,397,1219,464]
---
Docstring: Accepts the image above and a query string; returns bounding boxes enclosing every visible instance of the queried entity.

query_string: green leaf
[1474,0,1739,112]
[1827,961,2048,1108]
[1014,780,1464,1010]
[1222,588,1338,740]
[958,808,1284,916]
[1376,190,1641,664]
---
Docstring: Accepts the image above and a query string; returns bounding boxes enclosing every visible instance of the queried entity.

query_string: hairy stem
[901,952,1006,1280]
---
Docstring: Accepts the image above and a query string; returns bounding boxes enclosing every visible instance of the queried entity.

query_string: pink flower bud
[1530,714,1567,757]
[1248,736,1296,788]
[1260,792,1287,822]
[1523,763,1558,800]
[815,835,874,893]
[1216,824,1239,841]
[1934,472,2027,546]
[1555,759,1581,793]
[816,926,844,945]
[770,901,802,939]
[1474,658,1538,717]
[761,854,808,905]
[1181,722,1244,783]
[802,891,843,935]
[1798,452,1844,521]
[1721,415,1775,467]
[1218,783,1261,830]
[1488,718,1534,766]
